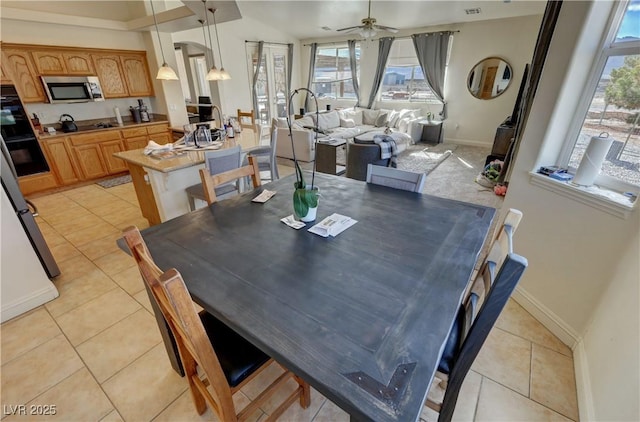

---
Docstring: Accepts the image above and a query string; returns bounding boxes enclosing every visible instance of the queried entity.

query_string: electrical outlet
[169,104,177,111]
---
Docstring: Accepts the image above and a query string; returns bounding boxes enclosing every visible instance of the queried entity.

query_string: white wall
[299,14,541,146]
[501,1,639,420]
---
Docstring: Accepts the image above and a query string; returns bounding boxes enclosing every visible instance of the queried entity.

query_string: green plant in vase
[287,88,320,222]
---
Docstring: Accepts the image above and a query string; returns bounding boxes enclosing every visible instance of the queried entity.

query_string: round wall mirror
[467,57,513,100]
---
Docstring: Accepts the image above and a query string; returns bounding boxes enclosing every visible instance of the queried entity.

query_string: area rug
[96,175,132,188]
[396,143,458,174]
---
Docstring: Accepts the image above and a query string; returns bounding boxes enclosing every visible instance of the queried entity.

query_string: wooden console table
[316,139,346,176]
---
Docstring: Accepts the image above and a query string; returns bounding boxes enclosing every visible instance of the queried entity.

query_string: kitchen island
[114,129,258,225]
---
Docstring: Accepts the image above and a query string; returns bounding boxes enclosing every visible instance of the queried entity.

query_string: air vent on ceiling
[321,26,332,31]
[465,8,482,15]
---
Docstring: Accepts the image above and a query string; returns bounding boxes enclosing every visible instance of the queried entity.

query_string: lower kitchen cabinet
[73,144,109,180]
[41,138,82,185]
[100,139,128,173]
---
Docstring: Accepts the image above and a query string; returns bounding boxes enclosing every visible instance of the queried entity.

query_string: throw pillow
[387,110,400,128]
[340,118,356,128]
[374,112,389,127]
[397,117,411,133]
[295,115,315,129]
[318,111,340,131]
[362,109,379,125]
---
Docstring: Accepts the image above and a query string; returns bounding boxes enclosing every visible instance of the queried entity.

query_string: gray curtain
[367,37,394,109]
[305,43,318,112]
[252,41,264,119]
[412,32,452,120]
[348,40,360,107]
[286,43,294,114]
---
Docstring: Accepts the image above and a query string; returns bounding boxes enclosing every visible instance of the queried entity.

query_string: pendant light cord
[199,18,210,67]
[149,0,167,64]
[203,1,216,68]
[210,8,224,69]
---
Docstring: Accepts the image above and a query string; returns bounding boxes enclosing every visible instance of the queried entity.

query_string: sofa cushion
[340,109,363,126]
[387,110,400,128]
[362,109,379,125]
[317,111,340,131]
[294,115,314,129]
[374,112,389,127]
[340,118,356,128]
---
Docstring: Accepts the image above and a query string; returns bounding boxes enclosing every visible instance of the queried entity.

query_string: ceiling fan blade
[374,25,399,33]
[337,25,364,32]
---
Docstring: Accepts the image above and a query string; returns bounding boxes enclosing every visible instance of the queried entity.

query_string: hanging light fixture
[149,0,178,80]
[202,0,222,80]
[209,7,231,80]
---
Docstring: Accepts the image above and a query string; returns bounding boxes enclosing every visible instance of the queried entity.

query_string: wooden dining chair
[122,226,311,421]
[237,109,255,130]
[185,146,243,211]
[366,164,426,192]
[426,209,528,422]
[199,155,261,205]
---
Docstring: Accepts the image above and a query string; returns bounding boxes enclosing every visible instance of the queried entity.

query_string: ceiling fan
[336,0,399,39]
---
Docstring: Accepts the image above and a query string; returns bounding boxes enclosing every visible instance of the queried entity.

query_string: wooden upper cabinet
[120,54,154,97]
[31,51,67,75]
[62,52,95,75]
[92,54,129,98]
[1,50,45,103]
[1,63,12,84]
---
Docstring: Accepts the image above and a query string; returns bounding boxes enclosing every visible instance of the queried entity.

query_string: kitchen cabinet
[100,140,128,173]
[73,144,109,179]
[17,173,58,196]
[121,124,169,150]
[40,138,81,185]
[0,64,12,84]
[62,52,94,75]
[92,54,129,98]
[120,54,154,97]
[1,49,45,103]
[31,51,67,75]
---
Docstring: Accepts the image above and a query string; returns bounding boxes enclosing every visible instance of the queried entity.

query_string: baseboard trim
[0,284,59,323]
[511,285,580,348]
[573,339,596,421]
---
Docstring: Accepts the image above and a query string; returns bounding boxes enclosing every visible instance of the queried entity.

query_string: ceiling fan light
[359,27,377,39]
[156,63,179,80]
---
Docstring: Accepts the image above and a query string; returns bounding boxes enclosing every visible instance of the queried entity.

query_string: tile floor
[1,150,579,421]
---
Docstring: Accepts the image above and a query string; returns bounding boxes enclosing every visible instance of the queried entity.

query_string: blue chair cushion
[200,311,270,387]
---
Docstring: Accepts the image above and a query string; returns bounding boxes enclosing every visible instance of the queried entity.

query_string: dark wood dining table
[136,172,496,422]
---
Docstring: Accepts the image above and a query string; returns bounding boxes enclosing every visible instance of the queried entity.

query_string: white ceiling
[0,0,546,39]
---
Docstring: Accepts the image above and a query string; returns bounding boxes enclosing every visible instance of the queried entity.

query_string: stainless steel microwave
[41,76,105,103]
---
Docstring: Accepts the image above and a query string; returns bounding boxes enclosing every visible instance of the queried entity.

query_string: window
[174,47,191,103]
[379,39,443,103]
[189,55,211,99]
[312,46,359,99]
[564,0,640,188]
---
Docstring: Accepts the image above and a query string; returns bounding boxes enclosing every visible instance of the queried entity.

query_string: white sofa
[275,108,426,162]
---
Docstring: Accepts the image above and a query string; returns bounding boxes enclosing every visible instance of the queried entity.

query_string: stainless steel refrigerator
[1,137,60,278]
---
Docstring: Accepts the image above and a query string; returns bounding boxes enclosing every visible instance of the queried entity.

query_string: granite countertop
[37,114,169,140]
[113,148,208,173]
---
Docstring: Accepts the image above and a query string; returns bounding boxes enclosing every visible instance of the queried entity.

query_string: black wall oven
[0,85,49,177]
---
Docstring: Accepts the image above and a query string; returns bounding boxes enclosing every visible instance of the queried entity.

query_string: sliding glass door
[248,45,288,123]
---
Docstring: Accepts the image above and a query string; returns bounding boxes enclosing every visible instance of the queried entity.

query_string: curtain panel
[367,37,394,109]
[287,43,294,110]
[252,41,264,120]
[412,31,453,122]
[305,43,318,112]
[348,40,361,107]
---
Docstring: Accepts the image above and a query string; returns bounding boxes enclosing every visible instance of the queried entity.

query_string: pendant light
[149,0,178,80]
[202,0,222,80]
[209,7,231,80]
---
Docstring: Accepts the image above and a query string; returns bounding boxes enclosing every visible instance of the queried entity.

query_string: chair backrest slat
[200,156,261,205]
[366,164,426,193]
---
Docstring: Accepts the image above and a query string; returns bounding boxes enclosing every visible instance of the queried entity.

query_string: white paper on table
[281,215,306,230]
[308,213,357,237]
[252,190,276,203]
